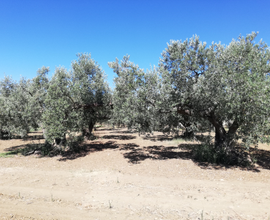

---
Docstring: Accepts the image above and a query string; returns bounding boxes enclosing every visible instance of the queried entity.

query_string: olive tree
[23,67,50,131]
[159,32,270,151]
[0,70,49,139]
[109,56,164,133]
[0,67,63,155]
[42,53,112,146]
[109,55,192,135]
[0,76,16,138]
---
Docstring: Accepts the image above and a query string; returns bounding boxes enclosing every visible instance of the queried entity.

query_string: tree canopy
[0,67,49,138]
[160,32,270,149]
[42,53,112,145]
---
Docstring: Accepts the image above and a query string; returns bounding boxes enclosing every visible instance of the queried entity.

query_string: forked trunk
[208,116,238,151]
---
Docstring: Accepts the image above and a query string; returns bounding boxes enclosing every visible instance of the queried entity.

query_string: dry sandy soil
[0,128,270,219]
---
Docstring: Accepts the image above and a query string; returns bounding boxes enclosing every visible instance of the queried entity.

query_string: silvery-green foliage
[0,68,49,138]
[26,67,50,129]
[71,53,112,133]
[43,53,112,145]
[42,67,73,143]
[109,55,185,134]
[160,32,270,149]
[109,56,158,133]
[0,76,17,137]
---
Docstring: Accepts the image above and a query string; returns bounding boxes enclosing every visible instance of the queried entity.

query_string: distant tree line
[1,32,270,164]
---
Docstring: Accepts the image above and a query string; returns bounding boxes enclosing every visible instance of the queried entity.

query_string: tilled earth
[0,128,270,219]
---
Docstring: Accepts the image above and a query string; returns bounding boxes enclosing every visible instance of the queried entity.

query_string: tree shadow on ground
[3,134,270,172]
[122,144,197,164]
[4,142,52,156]
[59,141,118,161]
[110,130,136,134]
[119,143,140,151]
[142,134,208,142]
[60,142,141,161]
[250,148,270,170]
[102,135,136,140]
[122,143,270,172]
[142,134,173,141]
[3,141,119,160]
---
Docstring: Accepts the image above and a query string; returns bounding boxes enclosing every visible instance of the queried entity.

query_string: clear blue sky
[1,0,269,89]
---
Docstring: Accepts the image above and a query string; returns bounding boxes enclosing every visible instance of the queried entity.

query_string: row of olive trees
[0,54,112,147]
[1,32,270,162]
[110,32,270,162]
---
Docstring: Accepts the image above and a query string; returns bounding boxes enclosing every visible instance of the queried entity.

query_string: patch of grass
[0,151,18,158]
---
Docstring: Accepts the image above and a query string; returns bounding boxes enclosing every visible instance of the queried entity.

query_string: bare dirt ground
[1,128,270,220]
